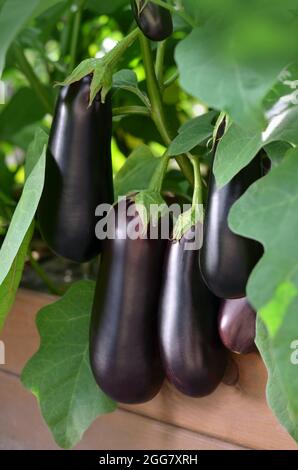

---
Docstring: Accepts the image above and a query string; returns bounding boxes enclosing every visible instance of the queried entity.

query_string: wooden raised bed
[0,289,297,450]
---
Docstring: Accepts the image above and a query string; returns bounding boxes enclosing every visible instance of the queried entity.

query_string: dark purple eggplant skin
[218,298,257,354]
[200,155,263,299]
[90,198,166,404]
[38,75,113,263]
[159,230,228,398]
[131,0,173,41]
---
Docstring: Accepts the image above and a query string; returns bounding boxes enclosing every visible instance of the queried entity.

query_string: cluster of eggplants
[40,74,260,405]
[38,75,113,263]
[131,0,173,41]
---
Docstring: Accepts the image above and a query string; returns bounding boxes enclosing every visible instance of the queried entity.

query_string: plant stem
[163,70,179,88]
[155,40,167,86]
[150,152,170,193]
[28,252,64,296]
[69,0,85,72]
[150,0,196,28]
[113,106,150,117]
[191,155,203,207]
[13,43,53,114]
[139,35,194,185]
[109,28,140,68]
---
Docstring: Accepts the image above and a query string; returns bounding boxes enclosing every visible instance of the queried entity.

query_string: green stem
[108,28,140,68]
[191,155,203,207]
[163,70,179,88]
[150,0,196,28]
[113,105,150,117]
[13,43,53,114]
[150,152,170,193]
[155,40,167,87]
[140,35,194,185]
[28,252,63,296]
[69,0,85,72]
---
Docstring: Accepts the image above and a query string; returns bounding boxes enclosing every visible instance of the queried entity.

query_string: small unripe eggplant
[131,0,173,41]
[38,75,113,263]
[90,197,166,404]
[200,153,263,299]
[159,229,228,397]
[218,298,257,354]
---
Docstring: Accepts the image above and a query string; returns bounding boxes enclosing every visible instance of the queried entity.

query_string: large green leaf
[0,0,39,76]
[114,145,160,199]
[175,22,283,131]
[0,128,47,284]
[176,0,298,130]
[0,88,46,143]
[214,106,298,188]
[86,0,126,14]
[256,318,298,444]
[31,0,64,19]
[21,280,116,449]
[168,111,216,157]
[0,223,34,331]
[229,148,298,443]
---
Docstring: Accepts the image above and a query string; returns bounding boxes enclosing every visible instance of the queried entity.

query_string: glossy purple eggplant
[90,197,166,404]
[159,229,228,397]
[38,75,113,263]
[218,298,257,354]
[131,0,173,41]
[200,154,263,299]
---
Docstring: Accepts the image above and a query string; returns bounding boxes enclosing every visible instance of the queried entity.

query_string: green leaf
[31,0,64,19]
[0,223,34,331]
[0,128,47,284]
[264,141,292,168]
[256,318,298,444]
[175,22,282,130]
[86,0,126,14]
[0,88,46,143]
[229,148,298,443]
[0,0,40,77]
[60,30,139,104]
[113,69,138,88]
[21,281,117,449]
[114,145,160,199]
[214,106,298,188]
[113,69,150,108]
[168,111,216,157]
[60,58,113,104]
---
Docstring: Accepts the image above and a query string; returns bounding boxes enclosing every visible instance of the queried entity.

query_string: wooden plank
[0,289,297,450]
[0,372,244,450]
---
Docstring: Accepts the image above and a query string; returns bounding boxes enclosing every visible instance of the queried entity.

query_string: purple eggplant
[90,197,166,404]
[159,229,228,397]
[218,298,257,354]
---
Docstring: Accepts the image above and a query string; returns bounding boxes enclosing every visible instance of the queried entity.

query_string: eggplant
[90,197,166,404]
[131,0,173,41]
[38,75,113,263]
[218,298,257,354]
[200,154,263,299]
[159,229,228,397]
